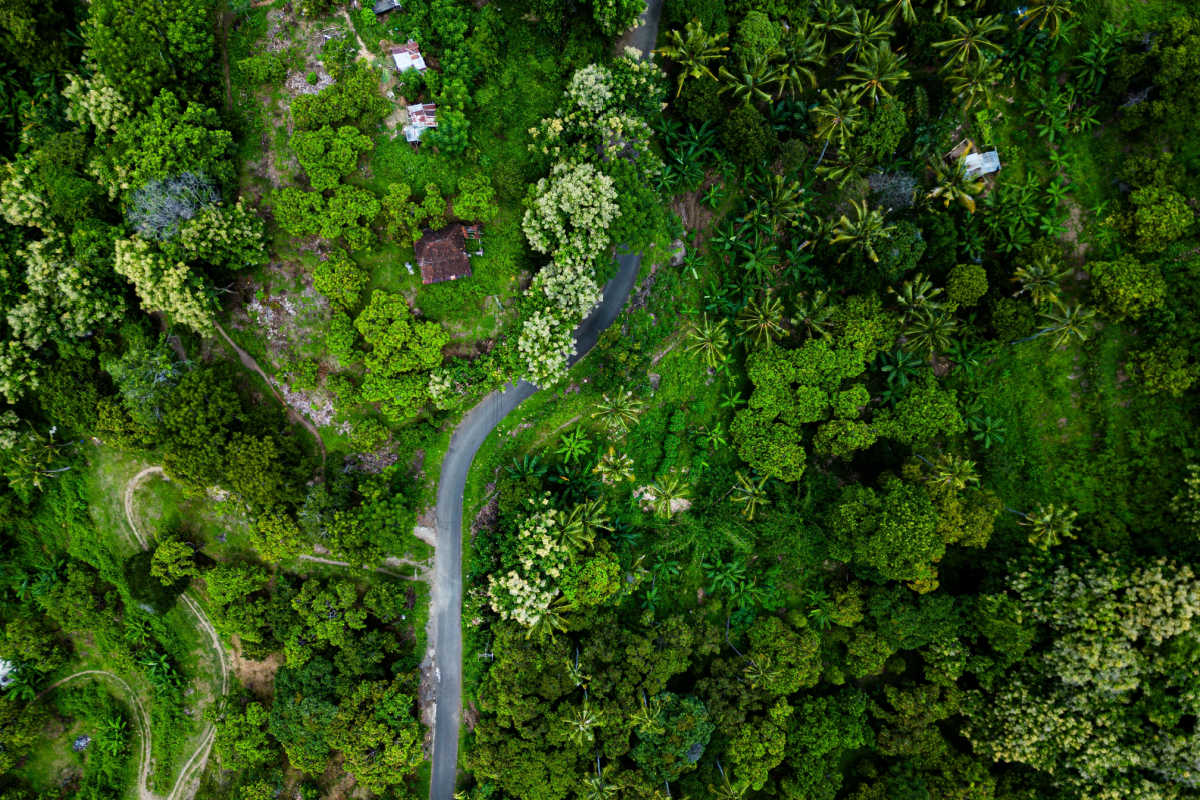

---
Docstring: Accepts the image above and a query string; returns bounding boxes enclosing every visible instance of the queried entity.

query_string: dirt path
[38,670,156,800]
[298,553,431,580]
[219,8,235,114]
[213,321,327,468]
[122,466,231,800]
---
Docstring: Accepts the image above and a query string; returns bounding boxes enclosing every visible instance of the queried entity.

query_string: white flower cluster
[114,237,214,333]
[486,502,569,627]
[0,160,51,232]
[566,64,614,115]
[517,309,576,388]
[63,72,131,134]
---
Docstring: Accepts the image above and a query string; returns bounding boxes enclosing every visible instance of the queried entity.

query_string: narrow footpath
[425,6,662,796]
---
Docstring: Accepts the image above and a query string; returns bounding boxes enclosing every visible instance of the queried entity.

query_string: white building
[391,41,427,73]
[403,103,437,143]
[963,149,1002,179]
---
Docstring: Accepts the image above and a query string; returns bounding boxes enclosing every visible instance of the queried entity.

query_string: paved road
[427,6,661,795]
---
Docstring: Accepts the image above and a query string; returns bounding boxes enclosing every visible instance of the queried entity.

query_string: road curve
[427,9,661,796]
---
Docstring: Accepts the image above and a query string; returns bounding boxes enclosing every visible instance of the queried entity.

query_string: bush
[1130,342,1198,396]
[1089,254,1167,319]
[991,297,1035,341]
[291,66,389,131]
[947,263,988,306]
[720,104,777,166]
[313,249,369,310]
[1129,186,1194,251]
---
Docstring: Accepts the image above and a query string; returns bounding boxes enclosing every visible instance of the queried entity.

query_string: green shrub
[947,263,988,306]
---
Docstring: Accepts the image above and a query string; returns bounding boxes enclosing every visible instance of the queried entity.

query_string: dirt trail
[122,466,231,800]
[213,321,327,468]
[38,670,156,800]
[298,552,431,580]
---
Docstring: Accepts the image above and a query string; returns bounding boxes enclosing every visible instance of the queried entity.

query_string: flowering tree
[114,236,214,332]
[517,309,576,387]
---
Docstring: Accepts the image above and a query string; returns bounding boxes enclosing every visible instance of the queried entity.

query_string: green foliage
[354,291,448,421]
[83,0,215,106]
[291,66,390,131]
[149,534,196,586]
[1129,185,1194,252]
[273,186,380,249]
[946,263,988,306]
[1089,253,1167,319]
[829,476,943,589]
[313,249,369,310]
[291,125,373,191]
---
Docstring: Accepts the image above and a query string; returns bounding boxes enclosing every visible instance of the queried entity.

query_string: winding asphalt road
[426,7,661,796]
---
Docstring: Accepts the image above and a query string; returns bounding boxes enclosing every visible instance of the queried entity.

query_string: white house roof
[963,150,1001,178]
[391,41,426,72]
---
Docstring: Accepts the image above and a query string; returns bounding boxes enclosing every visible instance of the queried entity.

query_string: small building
[391,41,427,73]
[415,224,477,284]
[373,0,402,14]
[403,103,437,143]
[963,149,1001,179]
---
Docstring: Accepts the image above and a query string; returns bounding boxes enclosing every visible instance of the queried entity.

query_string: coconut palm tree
[649,472,691,520]
[709,763,749,800]
[944,56,1003,112]
[687,314,729,369]
[1036,300,1096,348]
[628,692,665,734]
[582,774,619,800]
[565,701,599,746]
[831,200,895,263]
[879,0,918,26]
[926,453,979,492]
[748,172,808,232]
[592,391,644,434]
[831,6,894,57]
[926,149,987,213]
[556,501,609,552]
[903,307,959,358]
[594,447,634,483]
[1019,0,1074,37]
[776,31,826,98]
[843,42,910,105]
[811,88,864,163]
[1019,503,1077,549]
[934,14,1006,68]
[792,290,837,340]
[527,595,571,642]
[888,272,944,322]
[656,20,730,97]
[736,292,785,348]
[718,53,782,106]
[730,471,769,520]
[1014,253,1071,306]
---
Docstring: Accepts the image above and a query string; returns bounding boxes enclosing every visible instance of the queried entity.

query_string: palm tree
[777,31,826,98]
[926,149,987,213]
[811,89,864,163]
[710,762,749,800]
[592,391,644,434]
[903,307,958,358]
[1019,503,1077,549]
[739,245,782,282]
[926,453,979,492]
[744,654,783,690]
[792,290,837,340]
[628,692,665,734]
[736,292,785,348]
[594,447,634,483]
[749,172,807,232]
[879,0,918,26]
[831,6,893,57]
[1036,300,1096,348]
[656,20,730,97]
[843,42,910,105]
[582,774,619,800]
[1014,253,1071,306]
[556,502,605,552]
[1019,0,1074,37]
[944,56,1002,112]
[888,272,944,322]
[527,595,571,642]
[686,314,729,369]
[718,53,781,106]
[565,701,599,746]
[831,200,895,263]
[730,471,769,520]
[934,14,1006,68]
[556,426,593,464]
[649,472,691,519]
